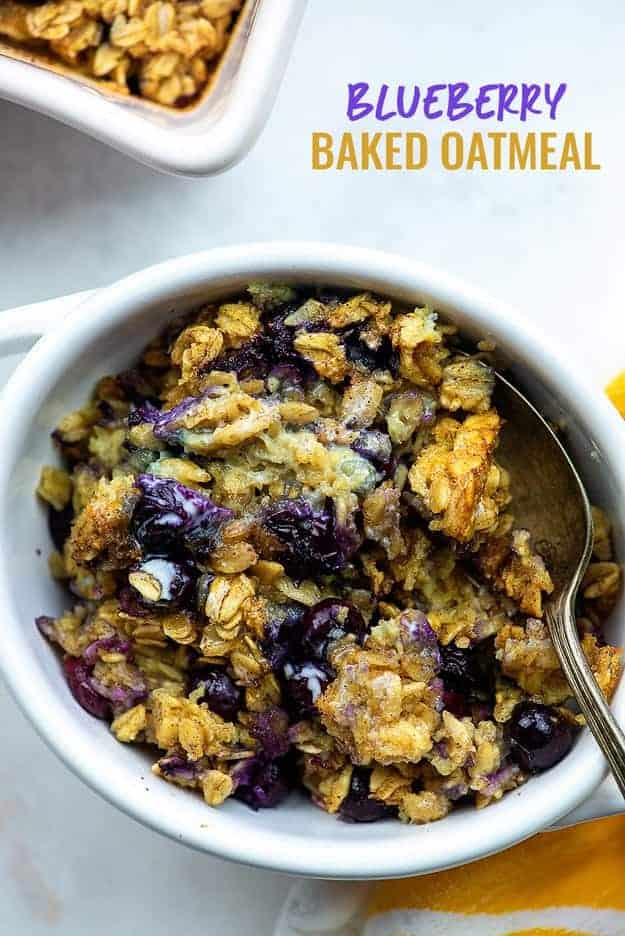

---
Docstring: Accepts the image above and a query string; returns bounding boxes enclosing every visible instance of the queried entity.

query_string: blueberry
[63,657,110,720]
[189,666,241,722]
[82,636,132,666]
[282,660,332,718]
[261,602,306,672]
[48,501,74,552]
[248,707,290,759]
[212,307,311,381]
[344,331,397,374]
[265,310,299,362]
[439,643,494,700]
[61,640,147,718]
[232,756,290,810]
[195,572,215,617]
[131,474,233,559]
[262,497,358,576]
[127,72,141,97]
[296,598,367,662]
[339,768,395,823]
[508,701,574,772]
[158,754,200,782]
[215,335,269,378]
[442,687,469,718]
[118,587,152,617]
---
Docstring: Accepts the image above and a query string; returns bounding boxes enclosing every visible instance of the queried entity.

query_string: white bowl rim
[0,241,624,878]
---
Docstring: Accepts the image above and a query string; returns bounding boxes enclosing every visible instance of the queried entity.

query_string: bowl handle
[274,880,371,936]
[550,775,625,830]
[0,290,94,359]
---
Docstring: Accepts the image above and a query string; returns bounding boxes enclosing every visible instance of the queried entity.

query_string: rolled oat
[0,0,242,107]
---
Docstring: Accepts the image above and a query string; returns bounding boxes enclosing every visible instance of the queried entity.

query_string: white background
[0,1,624,933]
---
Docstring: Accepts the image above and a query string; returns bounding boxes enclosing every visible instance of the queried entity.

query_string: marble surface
[0,0,623,933]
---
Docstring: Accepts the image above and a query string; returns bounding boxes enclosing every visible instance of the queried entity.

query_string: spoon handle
[547,602,625,798]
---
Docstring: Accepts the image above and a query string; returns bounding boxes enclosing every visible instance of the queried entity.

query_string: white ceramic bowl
[0,242,623,879]
[0,0,306,176]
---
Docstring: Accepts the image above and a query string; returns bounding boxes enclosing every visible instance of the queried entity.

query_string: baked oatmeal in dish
[35,285,622,824]
[0,0,242,107]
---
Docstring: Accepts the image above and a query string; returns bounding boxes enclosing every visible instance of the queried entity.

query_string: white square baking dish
[0,0,306,176]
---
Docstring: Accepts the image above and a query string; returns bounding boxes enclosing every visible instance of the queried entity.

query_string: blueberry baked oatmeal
[36,285,622,823]
[0,0,242,107]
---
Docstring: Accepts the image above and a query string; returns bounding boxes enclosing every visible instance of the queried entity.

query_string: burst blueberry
[131,474,233,558]
[282,660,332,718]
[248,707,291,759]
[296,598,367,662]
[232,756,290,810]
[261,602,307,672]
[262,497,359,576]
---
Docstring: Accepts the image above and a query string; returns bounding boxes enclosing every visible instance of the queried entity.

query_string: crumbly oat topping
[35,283,622,825]
[0,0,242,107]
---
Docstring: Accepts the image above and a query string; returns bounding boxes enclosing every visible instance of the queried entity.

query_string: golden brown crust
[408,411,506,543]
[67,475,139,568]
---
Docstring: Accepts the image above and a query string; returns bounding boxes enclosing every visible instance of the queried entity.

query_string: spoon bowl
[494,370,625,795]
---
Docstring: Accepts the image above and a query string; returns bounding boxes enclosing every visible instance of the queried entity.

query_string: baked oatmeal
[0,0,242,108]
[35,285,622,823]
